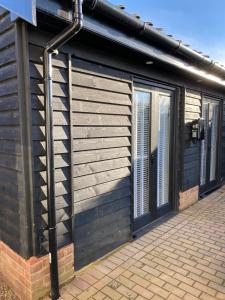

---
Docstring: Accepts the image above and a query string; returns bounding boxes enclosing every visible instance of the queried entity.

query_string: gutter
[82,15,225,88]
[37,0,225,80]
[44,0,83,299]
[84,0,225,78]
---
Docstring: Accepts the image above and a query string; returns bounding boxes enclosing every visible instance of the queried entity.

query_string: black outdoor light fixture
[192,118,205,143]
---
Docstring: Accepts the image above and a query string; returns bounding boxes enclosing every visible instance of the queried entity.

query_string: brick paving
[0,283,19,300]
[58,186,225,300]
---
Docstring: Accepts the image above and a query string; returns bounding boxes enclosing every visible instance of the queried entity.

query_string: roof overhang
[36,0,225,89]
[83,16,225,88]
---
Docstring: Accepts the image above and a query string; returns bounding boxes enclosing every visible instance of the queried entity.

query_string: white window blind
[157,94,170,208]
[133,91,151,218]
[210,102,219,181]
[200,99,219,186]
[200,103,208,186]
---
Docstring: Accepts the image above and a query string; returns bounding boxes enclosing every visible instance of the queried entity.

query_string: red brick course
[1,185,225,300]
[0,242,74,300]
[179,186,199,211]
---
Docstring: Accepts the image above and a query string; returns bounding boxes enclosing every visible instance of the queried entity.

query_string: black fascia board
[36,0,225,87]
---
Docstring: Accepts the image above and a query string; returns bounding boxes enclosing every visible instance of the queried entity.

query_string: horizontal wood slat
[0,95,19,111]
[74,136,131,151]
[72,100,131,115]
[32,137,131,156]
[74,186,131,214]
[74,167,130,191]
[30,40,132,262]
[0,13,12,32]
[185,112,200,120]
[72,58,131,82]
[0,78,17,97]
[185,104,201,113]
[29,44,67,68]
[221,102,225,178]
[73,113,131,126]
[72,72,131,94]
[0,11,25,256]
[30,42,72,253]
[183,88,202,190]
[186,89,201,99]
[0,62,17,82]
[71,58,132,268]
[72,86,131,106]
[0,44,16,67]
[73,126,131,138]
[74,157,131,177]
[185,97,201,107]
[74,177,131,202]
[74,147,131,164]
[31,94,69,111]
[0,27,15,49]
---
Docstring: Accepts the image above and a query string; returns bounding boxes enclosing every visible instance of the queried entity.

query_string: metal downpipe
[44,1,83,299]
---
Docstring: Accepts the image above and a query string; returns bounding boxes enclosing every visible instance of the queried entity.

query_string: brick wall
[0,241,74,300]
[179,186,199,211]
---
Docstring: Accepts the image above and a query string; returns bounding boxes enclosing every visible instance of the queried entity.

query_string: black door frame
[131,79,179,232]
[200,96,223,195]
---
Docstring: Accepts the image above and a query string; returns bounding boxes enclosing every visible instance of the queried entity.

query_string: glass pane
[210,101,219,181]
[157,94,171,208]
[200,103,209,186]
[133,91,151,218]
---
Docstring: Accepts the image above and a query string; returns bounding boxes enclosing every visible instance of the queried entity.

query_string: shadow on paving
[56,185,225,300]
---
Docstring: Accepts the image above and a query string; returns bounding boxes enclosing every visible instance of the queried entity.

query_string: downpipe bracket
[44,0,83,299]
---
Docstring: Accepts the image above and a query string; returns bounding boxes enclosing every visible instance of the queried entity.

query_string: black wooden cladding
[183,89,201,190]
[29,39,132,263]
[72,58,132,269]
[183,90,225,191]
[221,101,225,181]
[0,10,24,254]
[29,42,73,253]
[27,25,225,267]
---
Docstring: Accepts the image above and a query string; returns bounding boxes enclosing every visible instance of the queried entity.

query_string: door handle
[150,154,155,163]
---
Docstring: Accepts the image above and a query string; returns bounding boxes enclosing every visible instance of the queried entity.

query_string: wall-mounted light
[192,118,205,143]
[146,61,154,65]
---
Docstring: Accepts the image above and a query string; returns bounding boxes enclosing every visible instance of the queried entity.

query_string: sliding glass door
[133,86,173,230]
[200,98,220,193]
[156,94,171,209]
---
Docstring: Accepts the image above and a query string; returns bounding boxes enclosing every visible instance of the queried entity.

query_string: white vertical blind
[200,103,208,186]
[157,94,171,208]
[133,91,151,218]
[200,99,219,186]
[210,102,219,181]
[134,88,172,218]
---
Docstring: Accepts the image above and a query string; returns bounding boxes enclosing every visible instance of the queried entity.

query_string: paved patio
[59,186,225,300]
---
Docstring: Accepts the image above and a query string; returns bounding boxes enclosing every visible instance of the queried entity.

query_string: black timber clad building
[0,0,225,292]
